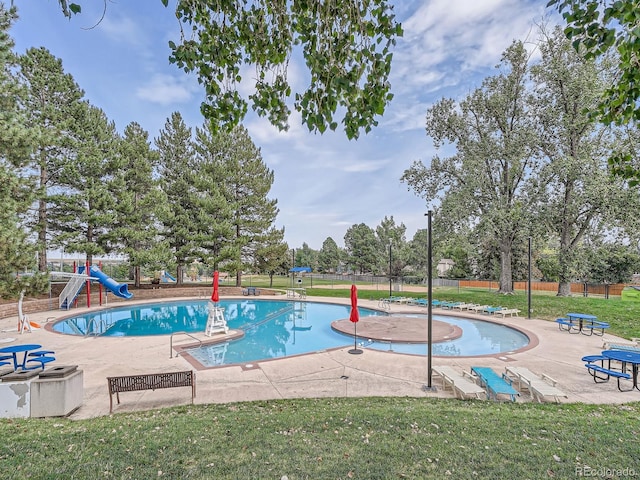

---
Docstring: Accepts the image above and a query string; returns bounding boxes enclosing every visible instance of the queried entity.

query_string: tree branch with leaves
[56,0,402,139]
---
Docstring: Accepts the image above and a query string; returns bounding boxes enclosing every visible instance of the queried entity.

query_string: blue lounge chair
[483,306,504,315]
[441,301,463,309]
[604,343,640,353]
[471,366,520,402]
[407,298,428,306]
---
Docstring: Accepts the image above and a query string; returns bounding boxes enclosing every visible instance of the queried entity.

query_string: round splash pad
[331,316,463,343]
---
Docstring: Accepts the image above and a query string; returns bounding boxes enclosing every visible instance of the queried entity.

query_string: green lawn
[1,399,638,479]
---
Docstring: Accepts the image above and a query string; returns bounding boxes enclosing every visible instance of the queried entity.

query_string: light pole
[528,237,532,319]
[388,241,392,297]
[424,210,435,391]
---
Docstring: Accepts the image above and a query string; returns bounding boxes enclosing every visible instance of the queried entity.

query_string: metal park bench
[107,370,196,413]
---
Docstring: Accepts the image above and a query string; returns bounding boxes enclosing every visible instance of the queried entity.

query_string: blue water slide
[162,271,176,282]
[79,265,133,299]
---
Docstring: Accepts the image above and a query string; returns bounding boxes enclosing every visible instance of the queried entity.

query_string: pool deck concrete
[1,295,638,419]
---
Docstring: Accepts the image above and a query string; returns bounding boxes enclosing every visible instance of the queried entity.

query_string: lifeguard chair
[205,302,229,336]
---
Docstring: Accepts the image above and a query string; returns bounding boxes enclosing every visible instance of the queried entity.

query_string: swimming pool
[52,299,384,337]
[52,299,530,364]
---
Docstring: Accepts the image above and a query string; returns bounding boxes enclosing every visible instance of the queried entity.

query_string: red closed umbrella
[348,284,362,354]
[350,284,359,323]
[211,271,219,303]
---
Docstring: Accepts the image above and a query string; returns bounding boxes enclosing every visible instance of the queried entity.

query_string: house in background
[437,259,455,278]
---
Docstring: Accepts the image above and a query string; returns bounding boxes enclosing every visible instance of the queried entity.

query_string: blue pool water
[53,299,529,365]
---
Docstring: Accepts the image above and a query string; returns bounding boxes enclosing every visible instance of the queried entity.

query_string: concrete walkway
[0,295,637,419]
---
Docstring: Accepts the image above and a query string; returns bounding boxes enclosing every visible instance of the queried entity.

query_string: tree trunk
[557,225,574,296]
[176,263,184,285]
[134,265,141,288]
[236,270,242,287]
[557,249,573,296]
[37,163,48,272]
[498,241,514,293]
[557,281,572,296]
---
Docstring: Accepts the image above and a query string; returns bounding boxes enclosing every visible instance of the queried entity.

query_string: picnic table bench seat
[107,370,196,413]
[26,356,56,370]
[585,363,632,391]
[555,318,578,332]
[581,320,609,336]
[471,366,520,402]
[581,354,607,365]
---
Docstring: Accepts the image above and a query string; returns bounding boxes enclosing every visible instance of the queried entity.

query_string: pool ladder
[170,331,202,358]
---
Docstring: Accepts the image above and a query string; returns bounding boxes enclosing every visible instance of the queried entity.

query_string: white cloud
[135,74,198,105]
[99,15,149,50]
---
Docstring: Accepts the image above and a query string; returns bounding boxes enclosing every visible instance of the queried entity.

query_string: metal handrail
[170,331,202,358]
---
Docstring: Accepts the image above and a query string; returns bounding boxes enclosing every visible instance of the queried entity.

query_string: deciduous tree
[548,0,640,184]
[531,27,637,295]
[402,42,539,293]
[55,0,402,139]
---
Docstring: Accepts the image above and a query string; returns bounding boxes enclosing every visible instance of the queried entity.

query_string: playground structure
[57,263,133,310]
[161,271,176,283]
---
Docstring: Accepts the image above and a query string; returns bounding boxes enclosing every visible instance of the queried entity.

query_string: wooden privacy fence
[461,280,627,297]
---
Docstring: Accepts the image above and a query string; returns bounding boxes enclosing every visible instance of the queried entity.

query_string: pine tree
[112,122,167,287]
[155,112,198,284]
[49,103,118,266]
[217,126,280,286]
[254,227,288,287]
[318,237,341,273]
[18,47,85,271]
[192,125,236,273]
[0,5,46,297]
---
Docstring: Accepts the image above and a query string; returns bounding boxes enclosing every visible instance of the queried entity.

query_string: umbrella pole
[349,321,362,355]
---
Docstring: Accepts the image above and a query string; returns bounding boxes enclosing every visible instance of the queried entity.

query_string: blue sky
[10,1,558,250]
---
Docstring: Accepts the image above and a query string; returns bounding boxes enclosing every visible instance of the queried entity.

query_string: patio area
[0,295,636,419]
